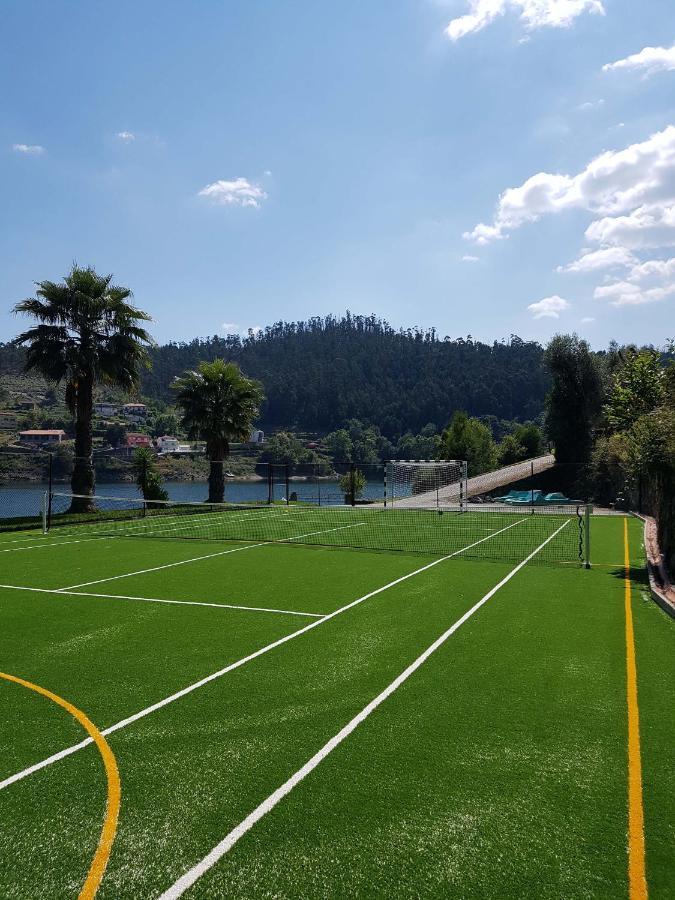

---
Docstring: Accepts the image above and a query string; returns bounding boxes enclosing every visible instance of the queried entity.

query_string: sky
[2,0,675,348]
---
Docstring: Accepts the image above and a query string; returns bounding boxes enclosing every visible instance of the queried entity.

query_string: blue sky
[2,0,674,347]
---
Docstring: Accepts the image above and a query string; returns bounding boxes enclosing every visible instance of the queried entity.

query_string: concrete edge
[632,512,675,620]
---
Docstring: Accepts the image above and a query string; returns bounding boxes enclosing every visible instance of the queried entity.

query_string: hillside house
[18,429,67,447]
[94,401,119,417]
[122,403,148,423]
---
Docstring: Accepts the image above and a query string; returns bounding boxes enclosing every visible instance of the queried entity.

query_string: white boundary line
[58,522,368,591]
[0,518,526,794]
[0,584,323,618]
[0,536,112,554]
[158,519,570,899]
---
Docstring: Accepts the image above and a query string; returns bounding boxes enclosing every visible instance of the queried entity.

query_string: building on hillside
[248,429,265,444]
[126,433,153,449]
[17,429,67,447]
[121,403,148,423]
[94,401,119,417]
[156,435,179,454]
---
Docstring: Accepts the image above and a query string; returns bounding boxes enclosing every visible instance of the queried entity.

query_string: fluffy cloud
[13,143,44,155]
[221,322,239,333]
[462,254,480,262]
[198,178,268,208]
[445,0,603,41]
[557,246,637,273]
[594,281,675,305]
[116,131,135,142]
[581,316,595,322]
[465,126,675,244]
[527,295,570,318]
[585,203,675,249]
[603,44,675,76]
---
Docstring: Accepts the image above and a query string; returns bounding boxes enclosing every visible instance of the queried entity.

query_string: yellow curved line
[0,671,120,899]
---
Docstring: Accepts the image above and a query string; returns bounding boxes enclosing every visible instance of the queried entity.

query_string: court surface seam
[0,517,526,793]
[158,519,570,898]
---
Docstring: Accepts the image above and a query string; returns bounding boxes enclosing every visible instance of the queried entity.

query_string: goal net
[385,460,468,510]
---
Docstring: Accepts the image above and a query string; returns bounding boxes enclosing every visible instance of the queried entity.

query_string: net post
[267,464,273,504]
[47,451,53,528]
[350,463,356,507]
[285,465,290,505]
[41,491,48,534]
[461,461,468,512]
[383,461,387,508]
[584,504,592,569]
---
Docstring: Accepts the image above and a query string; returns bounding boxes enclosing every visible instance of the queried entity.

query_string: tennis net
[45,492,590,565]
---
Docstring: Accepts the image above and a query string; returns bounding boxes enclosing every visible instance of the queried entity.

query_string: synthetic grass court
[0,509,673,898]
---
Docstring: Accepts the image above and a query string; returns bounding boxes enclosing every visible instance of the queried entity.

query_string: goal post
[384,460,468,510]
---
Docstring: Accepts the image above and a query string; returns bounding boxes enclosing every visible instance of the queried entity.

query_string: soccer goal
[384,460,468,510]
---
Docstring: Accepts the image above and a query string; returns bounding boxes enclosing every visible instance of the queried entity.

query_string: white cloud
[578,98,605,111]
[462,254,480,262]
[581,316,595,322]
[603,44,675,76]
[594,281,675,305]
[221,322,239,333]
[527,295,570,318]
[585,203,675,249]
[13,143,44,155]
[465,126,675,244]
[445,0,603,41]
[557,246,637,273]
[198,177,268,208]
[116,131,135,142]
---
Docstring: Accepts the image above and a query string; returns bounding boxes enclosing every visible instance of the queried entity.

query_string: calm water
[1,477,387,519]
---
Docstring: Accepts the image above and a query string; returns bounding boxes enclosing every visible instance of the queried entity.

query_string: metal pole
[350,463,356,507]
[285,464,290,505]
[47,452,53,528]
[267,464,273,504]
[585,504,592,569]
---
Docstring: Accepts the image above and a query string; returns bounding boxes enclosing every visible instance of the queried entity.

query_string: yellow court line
[0,672,120,899]
[623,518,648,899]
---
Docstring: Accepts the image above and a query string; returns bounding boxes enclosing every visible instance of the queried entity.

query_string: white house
[156,435,180,454]
[248,429,265,444]
[94,401,118,417]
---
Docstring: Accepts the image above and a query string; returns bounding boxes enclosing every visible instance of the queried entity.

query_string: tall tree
[438,411,497,477]
[13,266,153,511]
[544,334,604,468]
[174,359,264,502]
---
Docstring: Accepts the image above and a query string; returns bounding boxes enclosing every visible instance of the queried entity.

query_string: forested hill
[140,315,549,436]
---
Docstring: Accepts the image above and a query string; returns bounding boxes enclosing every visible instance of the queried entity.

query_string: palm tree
[13,265,153,512]
[174,359,264,503]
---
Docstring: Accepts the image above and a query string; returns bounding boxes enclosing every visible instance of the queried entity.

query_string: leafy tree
[498,434,526,466]
[604,349,664,432]
[259,431,306,465]
[512,422,544,458]
[438,411,497,477]
[339,468,366,504]
[132,447,168,504]
[104,423,127,448]
[324,428,352,462]
[151,410,181,438]
[13,265,153,511]
[544,334,604,467]
[174,359,263,502]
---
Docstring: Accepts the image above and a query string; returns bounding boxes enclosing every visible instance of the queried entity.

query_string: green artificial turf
[0,513,673,898]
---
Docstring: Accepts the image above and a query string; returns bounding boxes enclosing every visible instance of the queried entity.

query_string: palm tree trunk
[208,456,225,503]
[70,374,95,512]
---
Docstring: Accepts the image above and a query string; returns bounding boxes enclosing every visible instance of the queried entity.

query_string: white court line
[0,584,323,618]
[0,518,526,793]
[0,536,112,554]
[58,522,370,592]
[158,519,570,899]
